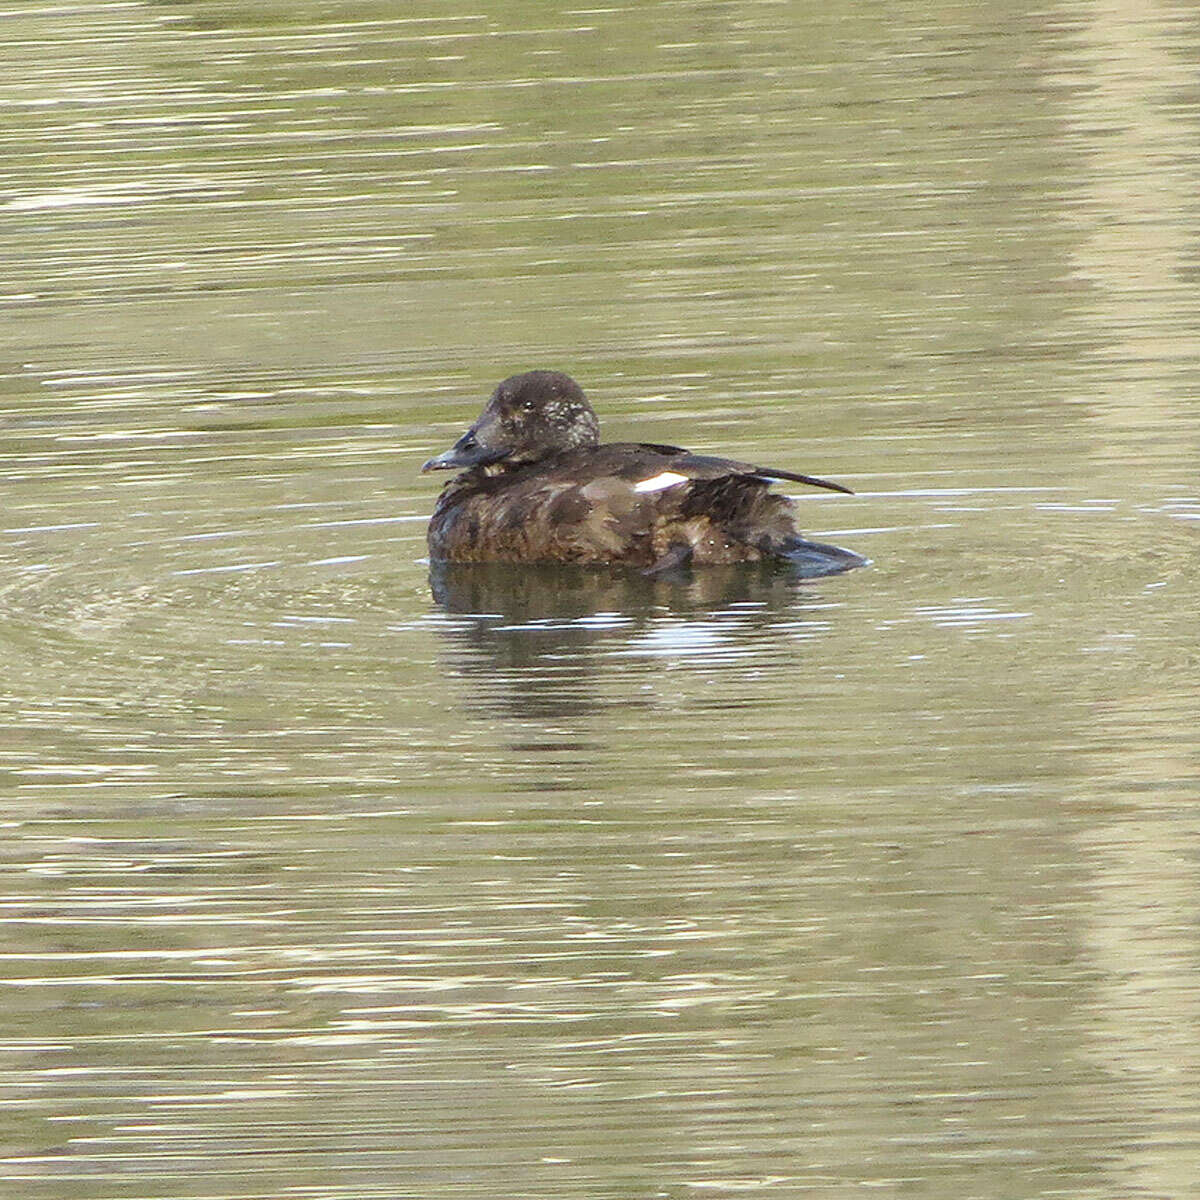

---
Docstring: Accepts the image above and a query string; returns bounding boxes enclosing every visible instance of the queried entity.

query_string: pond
[1,1,1198,1197]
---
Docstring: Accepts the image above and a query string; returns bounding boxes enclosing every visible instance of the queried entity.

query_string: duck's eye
[521,399,536,412]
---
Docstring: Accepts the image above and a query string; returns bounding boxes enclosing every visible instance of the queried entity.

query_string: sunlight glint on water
[1,2,1199,1198]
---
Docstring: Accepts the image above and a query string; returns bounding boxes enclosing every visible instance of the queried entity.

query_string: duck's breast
[428,466,653,563]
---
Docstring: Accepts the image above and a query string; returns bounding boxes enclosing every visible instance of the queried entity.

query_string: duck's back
[427,442,808,568]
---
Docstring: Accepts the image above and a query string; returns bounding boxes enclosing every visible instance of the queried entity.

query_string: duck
[421,370,866,576]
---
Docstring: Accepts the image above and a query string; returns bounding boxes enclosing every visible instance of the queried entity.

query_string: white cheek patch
[633,470,689,493]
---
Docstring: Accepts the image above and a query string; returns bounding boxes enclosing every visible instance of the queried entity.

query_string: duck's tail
[773,534,869,578]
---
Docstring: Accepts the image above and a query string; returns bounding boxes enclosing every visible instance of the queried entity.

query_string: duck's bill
[421,430,507,473]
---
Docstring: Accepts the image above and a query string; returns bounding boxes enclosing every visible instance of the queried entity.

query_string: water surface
[2,2,1199,1197]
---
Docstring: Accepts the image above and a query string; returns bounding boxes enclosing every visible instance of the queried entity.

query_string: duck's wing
[608,443,853,495]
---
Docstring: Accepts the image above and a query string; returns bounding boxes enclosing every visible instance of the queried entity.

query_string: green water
[2,2,1199,1197]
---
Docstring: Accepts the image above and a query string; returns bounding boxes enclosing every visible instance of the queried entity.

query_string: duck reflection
[429,561,846,720]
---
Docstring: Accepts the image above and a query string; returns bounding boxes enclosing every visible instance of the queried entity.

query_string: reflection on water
[2,0,1200,1197]
[430,561,848,718]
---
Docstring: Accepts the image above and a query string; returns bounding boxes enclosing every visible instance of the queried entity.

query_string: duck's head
[422,370,600,475]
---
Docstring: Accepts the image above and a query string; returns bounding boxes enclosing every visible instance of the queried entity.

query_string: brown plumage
[422,370,865,575]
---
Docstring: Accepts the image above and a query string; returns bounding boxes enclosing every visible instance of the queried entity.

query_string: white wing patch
[633,470,689,493]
